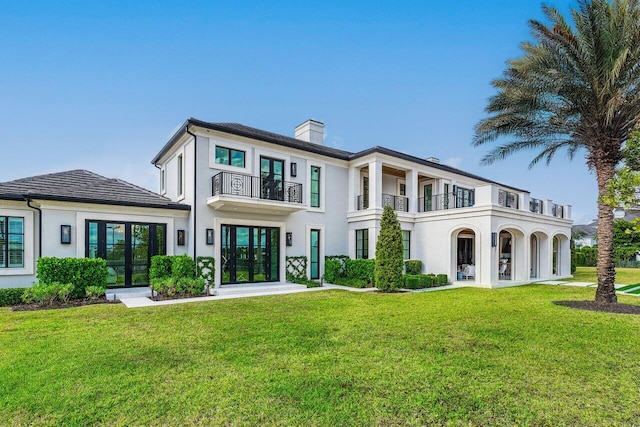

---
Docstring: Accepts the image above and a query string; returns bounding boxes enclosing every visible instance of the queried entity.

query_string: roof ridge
[0,169,99,185]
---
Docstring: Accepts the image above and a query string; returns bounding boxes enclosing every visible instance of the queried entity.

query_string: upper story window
[215,146,245,168]
[310,166,321,208]
[0,217,24,268]
[160,168,166,194]
[177,154,184,197]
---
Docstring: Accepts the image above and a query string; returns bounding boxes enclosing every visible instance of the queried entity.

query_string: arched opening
[498,230,514,280]
[455,228,476,281]
[530,234,539,279]
[553,235,561,275]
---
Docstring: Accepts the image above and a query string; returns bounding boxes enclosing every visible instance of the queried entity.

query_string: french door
[86,221,166,287]
[260,156,284,201]
[221,225,279,284]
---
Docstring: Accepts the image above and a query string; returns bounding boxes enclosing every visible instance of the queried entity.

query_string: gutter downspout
[24,196,42,259]
[185,125,198,261]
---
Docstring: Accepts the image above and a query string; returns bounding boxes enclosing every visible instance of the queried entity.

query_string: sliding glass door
[221,225,279,284]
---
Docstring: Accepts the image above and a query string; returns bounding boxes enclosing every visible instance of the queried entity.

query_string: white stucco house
[0,118,572,289]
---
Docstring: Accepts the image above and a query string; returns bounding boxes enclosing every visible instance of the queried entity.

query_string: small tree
[375,205,404,292]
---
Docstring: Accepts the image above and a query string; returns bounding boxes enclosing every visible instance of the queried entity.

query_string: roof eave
[0,193,191,211]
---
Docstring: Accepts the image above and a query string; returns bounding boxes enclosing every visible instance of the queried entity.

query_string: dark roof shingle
[0,170,190,210]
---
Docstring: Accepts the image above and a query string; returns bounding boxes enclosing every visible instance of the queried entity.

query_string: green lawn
[572,266,640,284]
[2,286,640,426]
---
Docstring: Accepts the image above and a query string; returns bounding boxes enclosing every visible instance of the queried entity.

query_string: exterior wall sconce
[60,225,71,244]
[491,232,497,247]
[286,232,293,246]
[177,229,186,246]
[290,163,297,177]
[206,228,214,245]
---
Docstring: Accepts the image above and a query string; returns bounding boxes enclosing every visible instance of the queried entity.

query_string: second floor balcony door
[261,156,284,201]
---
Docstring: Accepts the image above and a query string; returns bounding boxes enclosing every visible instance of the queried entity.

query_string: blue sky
[0,0,596,223]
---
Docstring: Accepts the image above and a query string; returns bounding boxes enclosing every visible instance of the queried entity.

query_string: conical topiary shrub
[375,205,404,292]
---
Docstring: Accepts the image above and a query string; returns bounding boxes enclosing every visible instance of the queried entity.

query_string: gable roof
[0,170,190,211]
[151,118,525,192]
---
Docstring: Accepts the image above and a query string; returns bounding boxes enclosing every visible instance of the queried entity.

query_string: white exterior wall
[0,199,189,288]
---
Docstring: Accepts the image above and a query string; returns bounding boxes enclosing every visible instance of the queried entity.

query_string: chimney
[426,157,440,164]
[295,119,324,145]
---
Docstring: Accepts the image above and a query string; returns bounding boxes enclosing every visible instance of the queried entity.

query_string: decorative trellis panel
[286,256,308,280]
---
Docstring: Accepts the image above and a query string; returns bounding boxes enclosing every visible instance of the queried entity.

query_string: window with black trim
[310,166,321,208]
[0,217,24,268]
[402,230,410,260]
[177,154,184,197]
[215,146,246,167]
[356,229,369,259]
[456,186,474,208]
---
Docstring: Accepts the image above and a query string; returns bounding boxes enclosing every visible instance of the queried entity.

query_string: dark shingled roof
[151,118,525,193]
[0,170,190,211]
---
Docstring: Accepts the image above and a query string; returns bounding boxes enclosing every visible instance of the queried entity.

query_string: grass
[2,285,640,426]
[616,283,640,292]
[572,266,640,284]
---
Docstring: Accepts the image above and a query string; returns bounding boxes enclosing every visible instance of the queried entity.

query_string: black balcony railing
[552,203,564,218]
[529,198,543,214]
[418,192,464,212]
[357,195,369,210]
[382,193,408,212]
[498,190,519,209]
[356,194,408,211]
[212,172,303,204]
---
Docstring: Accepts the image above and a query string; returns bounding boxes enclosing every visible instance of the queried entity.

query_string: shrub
[425,274,436,287]
[333,277,371,288]
[324,259,342,283]
[436,274,449,286]
[0,288,28,306]
[151,277,204,298]
[150,255,173,279]
[22,282,73,306]
[85,285,106,301]
[405,260,422,275]
[196,256,215,285]
[345,259,376,283]
[375,205,405,292]
[404,275,422,289]
[172,255,196,280]
[37,257,108,299]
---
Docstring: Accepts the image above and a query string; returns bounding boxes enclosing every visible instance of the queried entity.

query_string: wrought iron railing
[418,192,460,212]
[382,193,408,212]
[356,194,408,211]
[498,190,519,209]
[211,172,303,204]
[552,203,564,218]
[529,198,543,214]
[356,195,369,210]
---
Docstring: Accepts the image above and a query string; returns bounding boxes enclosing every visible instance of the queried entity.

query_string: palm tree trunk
[595,161,618,304]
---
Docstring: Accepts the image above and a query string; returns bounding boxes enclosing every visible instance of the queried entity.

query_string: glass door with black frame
[260,157,284,201]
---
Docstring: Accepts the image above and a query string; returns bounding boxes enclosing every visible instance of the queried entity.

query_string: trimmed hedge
[345,259,376,283]
[403,273,449,289]
[150,255,173,279]
[151,277,205,298]
[324,259,342,283]
[37,257,108,299]
[0,288,28,306]
[405,260,423,275]
[172,255,196,280]
[22,282,73,306]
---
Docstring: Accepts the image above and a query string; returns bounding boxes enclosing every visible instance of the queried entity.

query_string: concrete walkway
[107,283,381,308]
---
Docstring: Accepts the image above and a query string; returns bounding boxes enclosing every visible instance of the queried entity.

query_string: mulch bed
[12,298,118,312]
[554,300,640,315]
[151,293,210,302]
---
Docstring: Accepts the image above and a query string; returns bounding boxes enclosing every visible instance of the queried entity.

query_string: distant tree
[375,205,404,292]
[474,0,640,304]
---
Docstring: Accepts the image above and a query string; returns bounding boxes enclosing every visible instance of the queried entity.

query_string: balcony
[529,198,543,214]
[417,191,476,212]
[552,203,565,218]
[356,194,408,212]
[498,190,519,209]
[207,172,305,214]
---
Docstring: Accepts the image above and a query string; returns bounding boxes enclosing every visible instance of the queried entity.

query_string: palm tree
[474,0,640,303]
